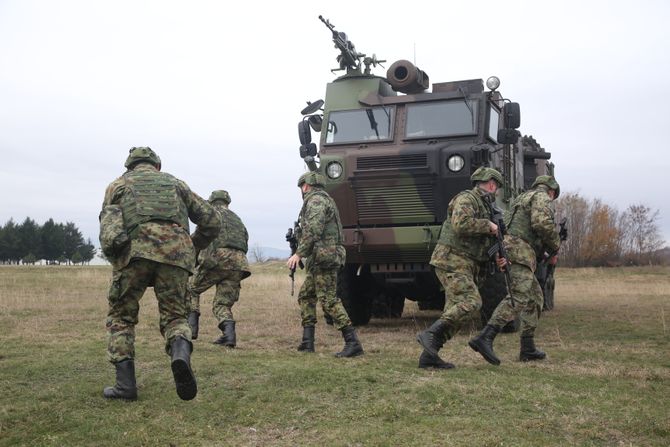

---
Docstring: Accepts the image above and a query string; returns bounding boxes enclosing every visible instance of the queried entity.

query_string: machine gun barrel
[318,15,362,70]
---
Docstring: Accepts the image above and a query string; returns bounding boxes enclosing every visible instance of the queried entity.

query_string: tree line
[0,218,96,265]
[555,193,665,267]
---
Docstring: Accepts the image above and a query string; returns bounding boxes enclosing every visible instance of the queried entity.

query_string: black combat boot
[187,311,200,340]
[297,326,315,352]
[170,336,197,401]
[213,320,236,348]
[519,335,546,361]
[468,324,501,365]
[418,350,455,370]
[335,326,364,358]
[103,359,138,400]
[416,320,449,357]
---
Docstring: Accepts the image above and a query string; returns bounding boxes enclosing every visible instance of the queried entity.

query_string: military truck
[295,16,554,325]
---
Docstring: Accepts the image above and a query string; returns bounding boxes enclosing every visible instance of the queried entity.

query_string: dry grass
[0,264,669,446]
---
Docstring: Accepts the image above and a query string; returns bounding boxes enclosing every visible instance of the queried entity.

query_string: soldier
[286,172,364,357]
[416,167,504,369]
[469,175,561,365]
[187,190,251,347]
[99,147,220,401]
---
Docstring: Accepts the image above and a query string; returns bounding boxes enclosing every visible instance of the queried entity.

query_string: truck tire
[337,265,371,326]
[371,293,405,318]
[479,270,518,332]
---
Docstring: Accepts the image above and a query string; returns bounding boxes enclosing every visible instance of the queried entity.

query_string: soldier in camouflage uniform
[469,175,561,365]
[99,147,220,401]
[286,172,364,357]
[187,190,251,347]
[416,167,504,369]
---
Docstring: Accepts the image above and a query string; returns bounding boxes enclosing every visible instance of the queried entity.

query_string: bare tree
[581,199,622,266]
[555,192,589,267]
[620,204,664,264]
[250,243,267,264]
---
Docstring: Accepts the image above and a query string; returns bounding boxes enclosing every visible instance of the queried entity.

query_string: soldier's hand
[548,254,559,265]
[287,254,302,270]
[489,221,498,235]
[495,254,508,271]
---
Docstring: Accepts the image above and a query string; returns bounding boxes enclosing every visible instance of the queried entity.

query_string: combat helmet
[470,167,503,186]
[531,175,560,198]
[297,171,326,187]
[124,146,161,169]
[208,190,231,204]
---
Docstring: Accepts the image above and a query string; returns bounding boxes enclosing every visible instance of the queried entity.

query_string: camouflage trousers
[436,252,485,339]
[106,259,192,364]
[298,267,351,330]
[488,262,544,337]
[188,268,245,323]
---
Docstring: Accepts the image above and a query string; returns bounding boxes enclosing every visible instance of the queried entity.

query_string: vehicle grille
[357,154,427,170]
[357,249,430,263]
[355,183,435,224]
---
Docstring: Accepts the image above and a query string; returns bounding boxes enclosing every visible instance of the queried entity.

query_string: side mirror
[299,143,318,159]
[497,129,520,145]
[298,120,312,145]
[503,102,521,129]
[308,115,322,132]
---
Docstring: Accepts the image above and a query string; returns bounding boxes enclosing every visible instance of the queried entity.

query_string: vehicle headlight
[326,161,343,179]
[447,155,465,172]
[486,76,500,91]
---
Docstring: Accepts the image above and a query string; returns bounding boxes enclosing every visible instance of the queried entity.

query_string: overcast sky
[1,0,669,252]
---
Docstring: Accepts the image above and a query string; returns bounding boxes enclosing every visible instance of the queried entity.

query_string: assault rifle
[285,221,304,296]
[486,200,515,308]
[536,217,568,311]
[319,15,363,71]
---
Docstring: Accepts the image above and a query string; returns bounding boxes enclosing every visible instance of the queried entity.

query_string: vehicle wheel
[479,270,516,332]
[337,265,371,326]
[371,293,405,318]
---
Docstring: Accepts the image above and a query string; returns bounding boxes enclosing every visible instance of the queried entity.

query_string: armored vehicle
[295,16,555,325]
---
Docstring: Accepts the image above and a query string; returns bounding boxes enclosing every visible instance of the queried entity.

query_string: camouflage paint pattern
[298,29,555,316]
[106,259,191,363]
[298,267,352,330]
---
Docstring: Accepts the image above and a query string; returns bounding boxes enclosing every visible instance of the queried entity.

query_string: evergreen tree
[63,222,84,264]
[41,218,65,264]
[0,219,21,264]
[18,217,42,262]
[76,238,96,264]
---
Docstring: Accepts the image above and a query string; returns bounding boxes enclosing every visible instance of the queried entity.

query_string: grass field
[0,264,668,446]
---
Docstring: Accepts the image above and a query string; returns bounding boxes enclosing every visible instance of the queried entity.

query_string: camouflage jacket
[505,185,560,271]
[197,203,250,277]
[296,187,345,269]
[431,187,495,267]
[101,163,221,273]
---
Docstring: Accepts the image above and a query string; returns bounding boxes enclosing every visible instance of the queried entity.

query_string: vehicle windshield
[405,100,478,139]
[326,106,394,144]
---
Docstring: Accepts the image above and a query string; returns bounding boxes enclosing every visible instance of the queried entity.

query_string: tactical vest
[300,189,344,245]
[437,189,492,262]
[120,169,189,235]
[506,189,545,255]
[209,205,248,253]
